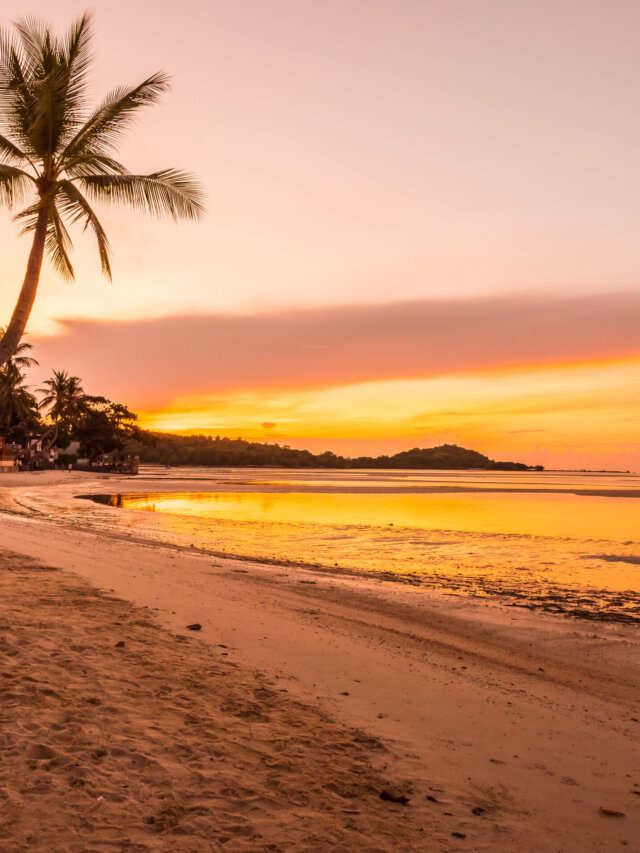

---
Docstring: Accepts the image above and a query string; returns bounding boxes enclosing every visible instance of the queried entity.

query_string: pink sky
[2,2,640,468]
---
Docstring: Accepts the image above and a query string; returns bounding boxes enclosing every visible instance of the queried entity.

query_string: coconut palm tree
[0,360,41,441]
[0,13,204,367]
[38,368,86,447]
[39,368,85,420]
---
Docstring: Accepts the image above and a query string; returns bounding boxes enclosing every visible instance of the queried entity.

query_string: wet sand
[1,472,639,851]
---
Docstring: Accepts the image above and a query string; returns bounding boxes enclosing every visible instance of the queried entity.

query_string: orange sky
[3,2,640,469]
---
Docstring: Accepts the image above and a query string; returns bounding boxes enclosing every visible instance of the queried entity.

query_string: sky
[2,1,640,469]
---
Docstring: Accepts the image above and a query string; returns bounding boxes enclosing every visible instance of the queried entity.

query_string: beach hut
[0,436,17,472]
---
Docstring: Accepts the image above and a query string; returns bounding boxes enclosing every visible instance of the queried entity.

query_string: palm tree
[0,361,41,440]
[39,368,85,419]
[38,368,86,447]
[0,13,204,367]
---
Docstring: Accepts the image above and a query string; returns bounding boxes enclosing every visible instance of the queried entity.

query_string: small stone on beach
[186,623,202,631]
[380,790,409,805]
[599,806,625,817]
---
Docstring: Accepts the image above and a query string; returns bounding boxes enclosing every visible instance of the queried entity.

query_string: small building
[0,436,18,472]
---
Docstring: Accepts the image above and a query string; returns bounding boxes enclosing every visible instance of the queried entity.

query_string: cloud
[31,290,640,408]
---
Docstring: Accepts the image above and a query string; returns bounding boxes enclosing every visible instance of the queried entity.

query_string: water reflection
[77,471,640,624]
[88,489,640,542]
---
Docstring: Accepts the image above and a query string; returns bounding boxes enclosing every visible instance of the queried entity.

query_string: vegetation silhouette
[1,344,539,470]
[0,12,204,367]
[38,369,85,447]
[126,431,539,471]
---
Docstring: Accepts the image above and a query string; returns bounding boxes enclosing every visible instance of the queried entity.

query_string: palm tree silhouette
[0,360,40,441]
[39,368,85,423]
[0,13,204,366]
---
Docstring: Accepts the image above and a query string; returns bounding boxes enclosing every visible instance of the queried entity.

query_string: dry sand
[1,472,639,851]
[0,550,432,852]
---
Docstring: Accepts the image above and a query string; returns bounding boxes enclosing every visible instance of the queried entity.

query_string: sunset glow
[4,0,640,469]
[133,357,640,469]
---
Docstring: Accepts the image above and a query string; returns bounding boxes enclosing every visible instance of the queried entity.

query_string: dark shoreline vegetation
[126,432,542,471]
[2,342,544,470]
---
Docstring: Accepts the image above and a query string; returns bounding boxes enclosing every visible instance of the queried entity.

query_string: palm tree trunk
[0,206,49,368]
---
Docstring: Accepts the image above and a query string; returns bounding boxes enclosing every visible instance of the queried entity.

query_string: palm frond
[62,152,128,178]
[0,163,35,206]
[0,133,31,167]
[45,203,75,280]
[1,16,93,160]
[59,13,92,118]
[0,33,37,151]
[60,72,170,163]
[58,180,111,278]
[13,17,54,73]
[0,327,38,369]
[78,169,204,221]
[6,22,58,156]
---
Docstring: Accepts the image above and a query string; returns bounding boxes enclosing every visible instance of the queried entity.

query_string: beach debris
[489,758,505,764]
[599,806,626,817]
[114,640,125,648]
[298,580,317,585]
[451,831,466,838]
[426,795,441,803]
[340,691,350,696]
[86,795,105,814]
[471,806,485,815]
[186,623,202,631]
[380,790,410,805]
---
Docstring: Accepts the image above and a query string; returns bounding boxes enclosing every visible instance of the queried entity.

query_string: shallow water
[77,467,640,624]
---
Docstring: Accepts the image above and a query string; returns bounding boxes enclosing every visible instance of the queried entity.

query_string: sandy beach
[1,471,639,851]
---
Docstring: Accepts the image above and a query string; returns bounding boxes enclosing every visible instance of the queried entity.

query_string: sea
[77,467,640,624]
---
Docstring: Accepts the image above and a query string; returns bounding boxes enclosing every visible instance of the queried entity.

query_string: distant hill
[126,431,542,471]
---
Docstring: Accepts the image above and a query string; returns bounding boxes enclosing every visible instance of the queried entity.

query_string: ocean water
[78,467,640,624]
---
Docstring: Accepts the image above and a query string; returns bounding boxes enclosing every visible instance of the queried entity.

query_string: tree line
[127,431,539,470]
[1,338,540,470]
[0,333,136,462]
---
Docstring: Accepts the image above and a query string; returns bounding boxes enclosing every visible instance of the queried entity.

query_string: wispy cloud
[32,290,640,407]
